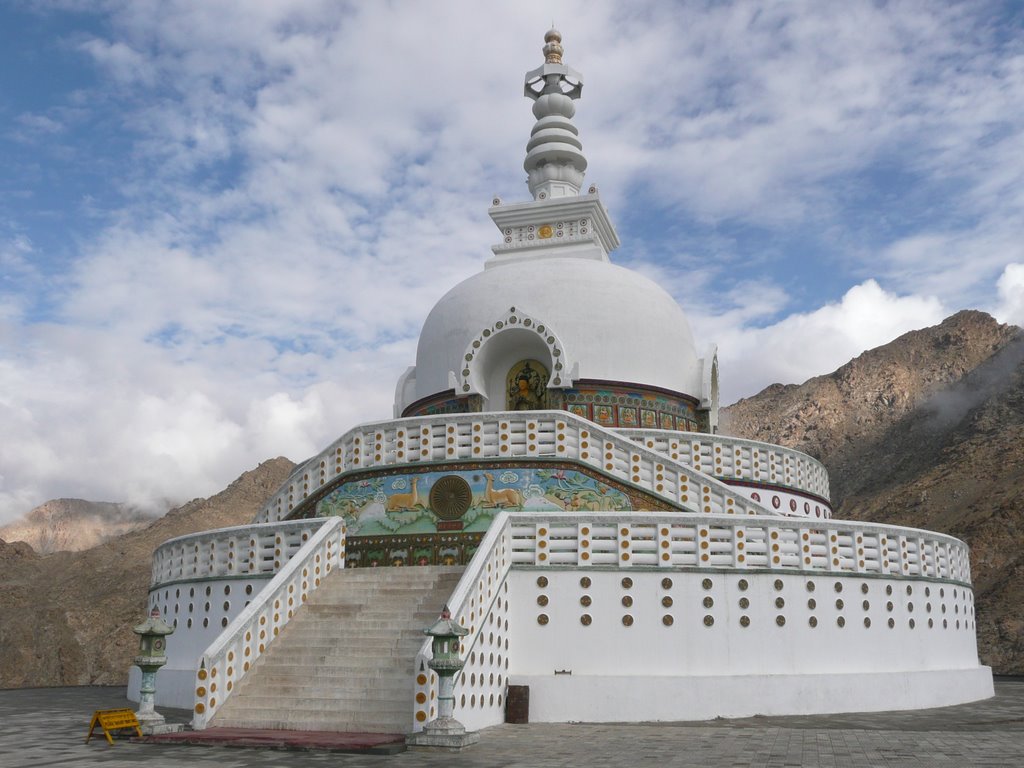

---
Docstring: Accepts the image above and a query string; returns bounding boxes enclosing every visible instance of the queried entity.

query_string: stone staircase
[211,565,464,733]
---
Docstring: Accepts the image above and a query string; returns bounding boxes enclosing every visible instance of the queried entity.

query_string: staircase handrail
[190,516,346,729]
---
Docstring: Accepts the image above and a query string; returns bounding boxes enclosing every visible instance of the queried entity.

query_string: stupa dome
[408,257,704,409]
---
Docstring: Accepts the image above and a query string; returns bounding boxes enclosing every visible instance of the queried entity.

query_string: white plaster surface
[507,569,983,678]
[512,668,995,722]
[412,257,702,406]
[127,666,198,709]
[503,565,992,721]
[128,575,270,707]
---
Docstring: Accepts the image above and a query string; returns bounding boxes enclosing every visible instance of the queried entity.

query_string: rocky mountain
[722,310,1024,673]
[0,457,294,688]
[0,499,157,554]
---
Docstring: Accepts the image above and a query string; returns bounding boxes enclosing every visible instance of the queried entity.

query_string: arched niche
[456,307,575,411]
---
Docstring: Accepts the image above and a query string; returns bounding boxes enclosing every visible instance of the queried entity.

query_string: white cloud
[12,113,64,139]
[877,227,1024,309]
[0,321,407,521]
[78,37,156,86]
[994,263,1024,328]
[709,280,947,404]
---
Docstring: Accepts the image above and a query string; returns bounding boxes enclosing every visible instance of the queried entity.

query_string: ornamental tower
[396,30,720,433]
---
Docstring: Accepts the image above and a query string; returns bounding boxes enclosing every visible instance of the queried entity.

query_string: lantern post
[132,608,179,734]
[407,605,479,750]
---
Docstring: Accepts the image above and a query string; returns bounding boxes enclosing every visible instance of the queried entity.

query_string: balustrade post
[657,523,673,567]
[578,522,592,566]
[618,523,633,566]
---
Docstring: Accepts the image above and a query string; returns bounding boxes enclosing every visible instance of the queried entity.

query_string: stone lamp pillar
[132,608,176,734]
[407,606,479,750]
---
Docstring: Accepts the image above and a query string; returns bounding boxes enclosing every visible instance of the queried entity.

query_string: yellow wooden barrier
[85,708,142,744]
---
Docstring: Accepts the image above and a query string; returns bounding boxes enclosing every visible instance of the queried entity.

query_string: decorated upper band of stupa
[251,411,831,529]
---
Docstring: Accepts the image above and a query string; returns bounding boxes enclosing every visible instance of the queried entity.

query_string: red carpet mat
[144,727,406,754]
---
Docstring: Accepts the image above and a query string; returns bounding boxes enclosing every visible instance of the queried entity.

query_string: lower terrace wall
[128,574,271,706]
[517,669,993,722]
[507,567,992,720]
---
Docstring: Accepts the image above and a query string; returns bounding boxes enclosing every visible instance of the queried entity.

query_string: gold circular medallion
[538,224,554,238]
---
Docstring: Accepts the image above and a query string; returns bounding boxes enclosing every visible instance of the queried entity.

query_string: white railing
[506,512,971,583]
[150,520,328,589]
[411,512,513,733]
[618,429,830,501]
[191,517,345,729]
[256,411,777,523]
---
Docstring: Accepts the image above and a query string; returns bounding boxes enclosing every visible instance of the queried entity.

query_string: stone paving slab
[2,679,1023,767]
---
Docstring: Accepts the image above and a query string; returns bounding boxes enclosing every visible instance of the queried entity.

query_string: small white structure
[130,29,993,733]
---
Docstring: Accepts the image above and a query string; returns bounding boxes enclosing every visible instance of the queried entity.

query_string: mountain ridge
[723,309,1024,673]
[0,457,295,688]
[0,498,158,554]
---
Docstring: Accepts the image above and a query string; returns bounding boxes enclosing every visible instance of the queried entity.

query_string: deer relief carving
[482,473,523,508]
[387,477,423,511]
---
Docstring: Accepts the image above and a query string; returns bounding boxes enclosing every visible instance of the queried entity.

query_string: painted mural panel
[316,467,632,538]
[562,381,701,431]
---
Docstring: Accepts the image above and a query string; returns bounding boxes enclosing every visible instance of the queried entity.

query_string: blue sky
[1,0,1023,522]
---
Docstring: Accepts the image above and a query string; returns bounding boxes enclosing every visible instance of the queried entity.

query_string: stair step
[212,565,463,733]
[276,627,429,637]
[213,719,408,733]
[227,696,411,708]
[241,677,412,689]
[236,686,413,698]
[224,710,415,721]
[280,626,429,636]
[245,664,418,677]
[266,638,418,648]
[254,649,420,661]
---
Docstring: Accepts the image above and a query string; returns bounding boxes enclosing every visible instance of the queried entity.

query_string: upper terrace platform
[255,411,831,525]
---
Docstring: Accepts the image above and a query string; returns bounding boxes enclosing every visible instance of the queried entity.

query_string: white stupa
[131,30,993,734]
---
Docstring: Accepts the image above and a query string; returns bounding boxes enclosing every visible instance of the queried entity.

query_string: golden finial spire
[543,28,563,64]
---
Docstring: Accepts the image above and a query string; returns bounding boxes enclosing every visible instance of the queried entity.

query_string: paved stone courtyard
[2,679,1023,767]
